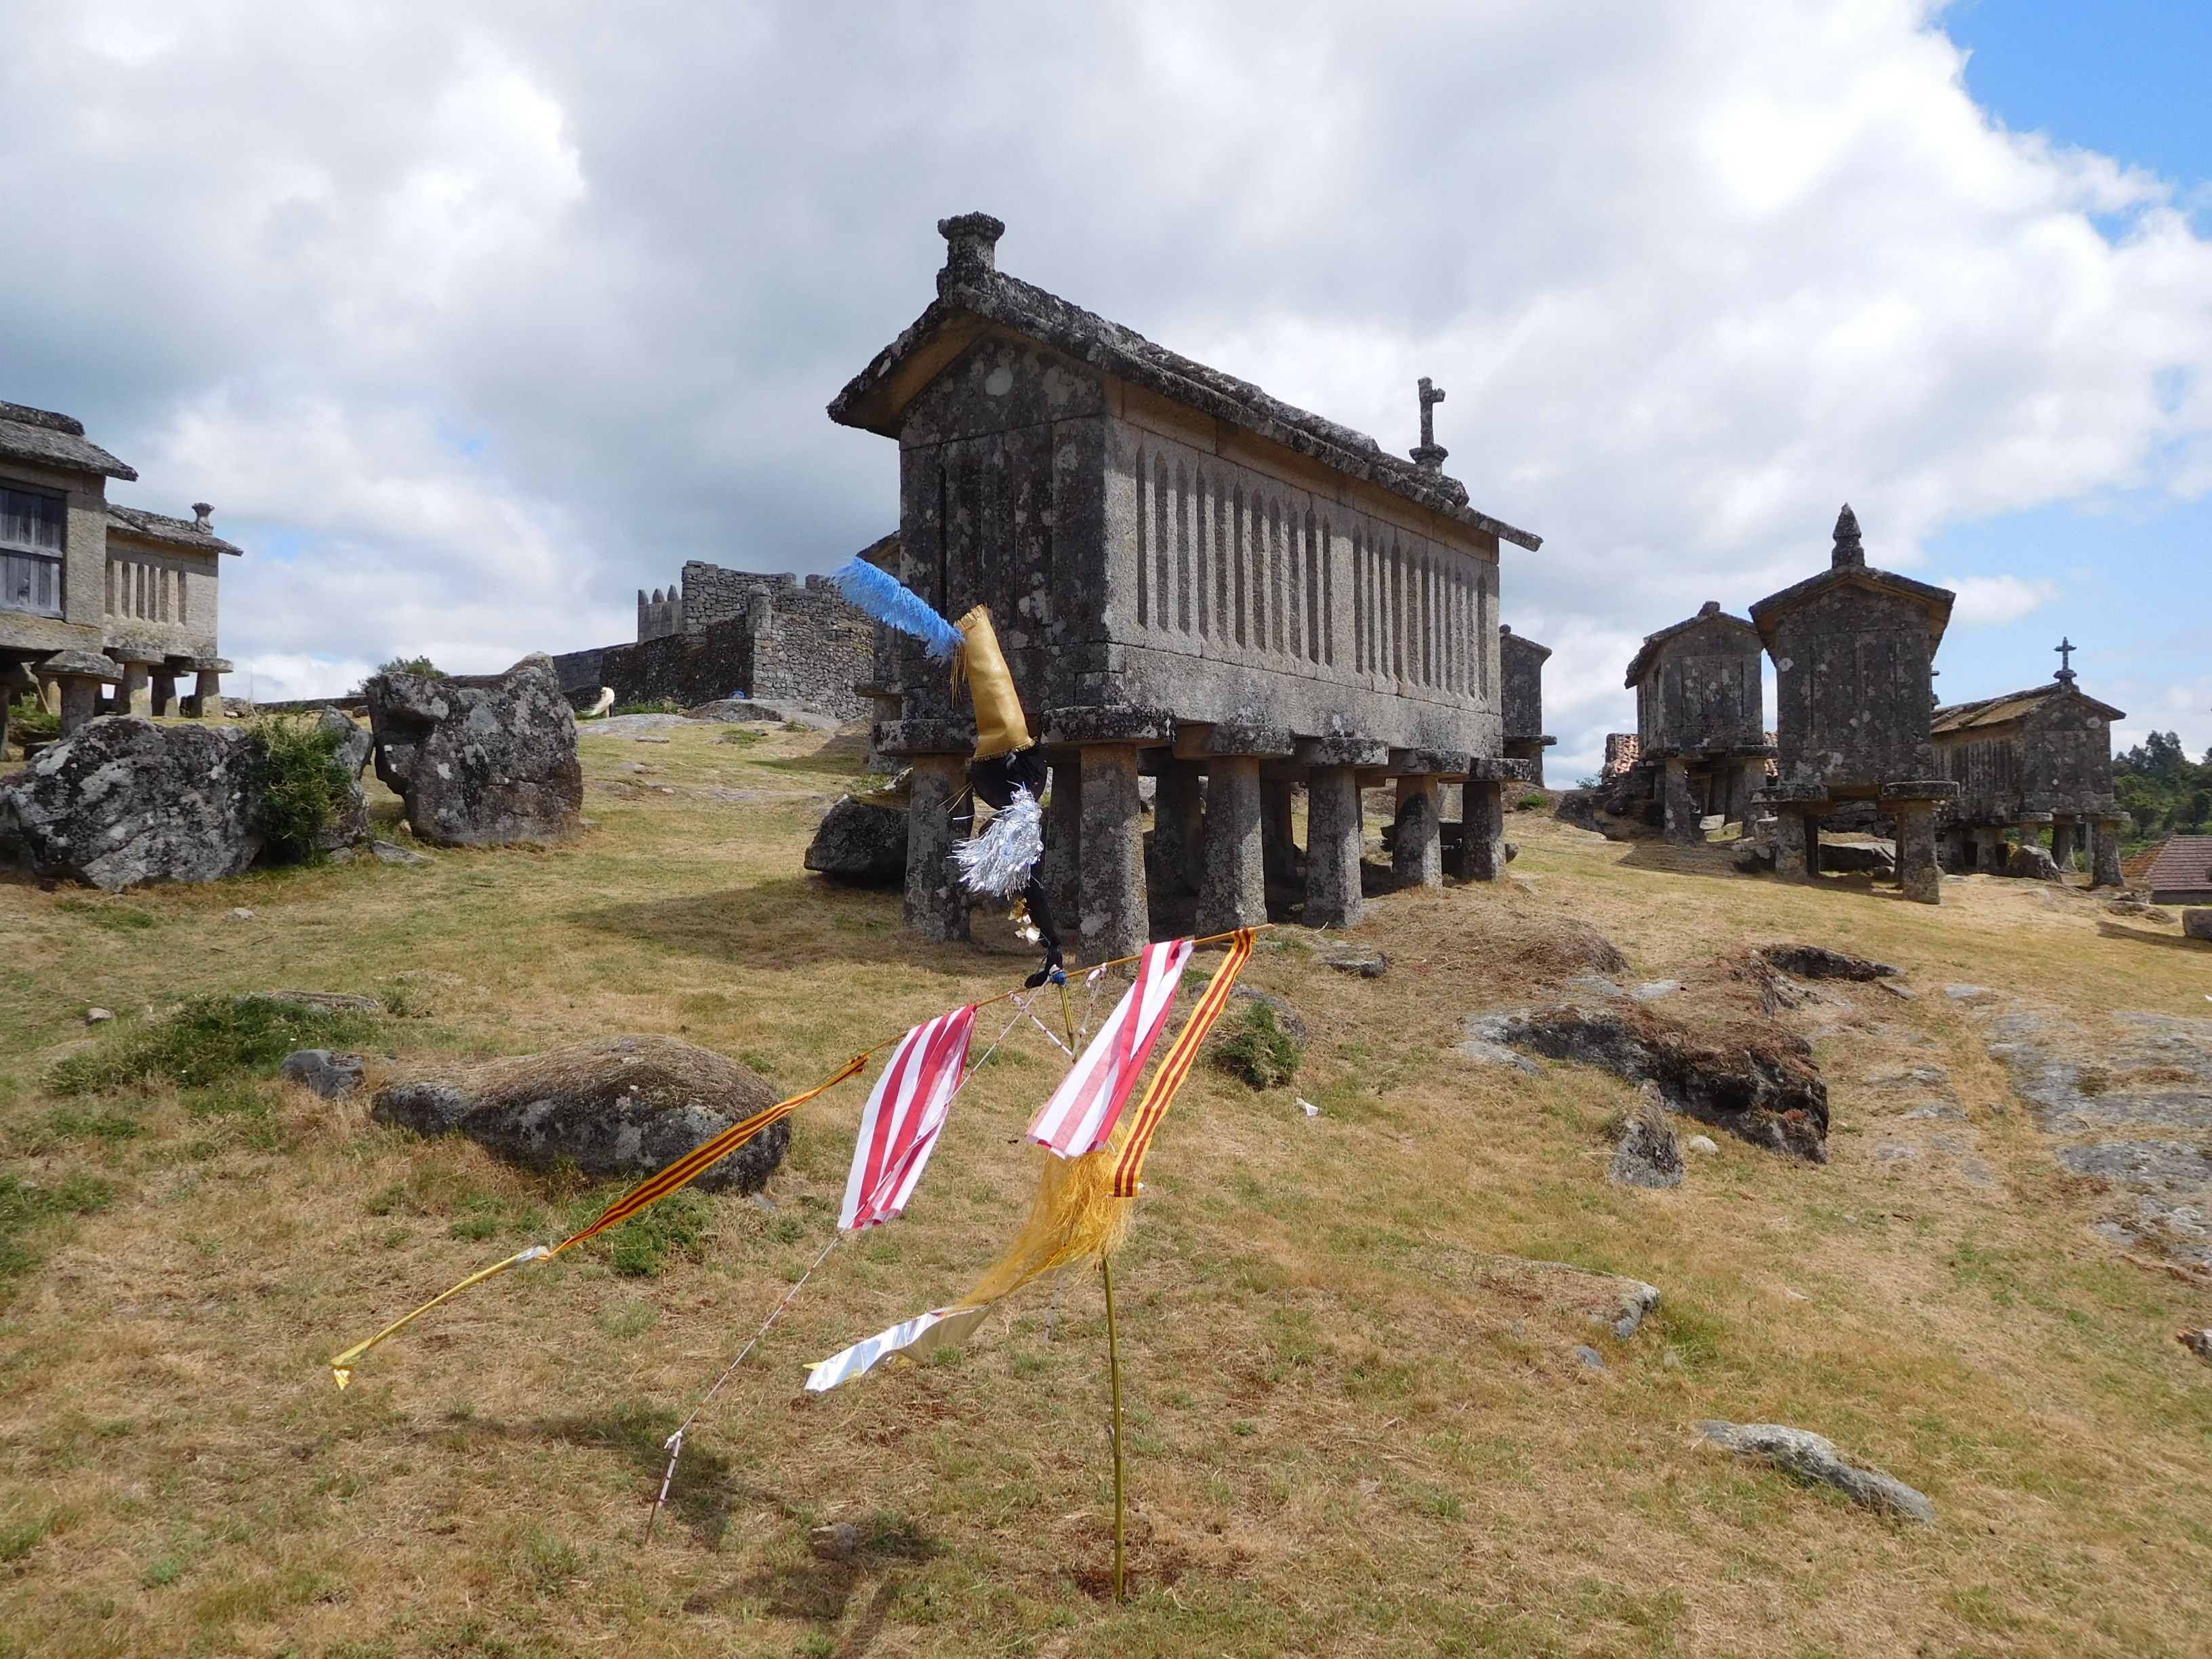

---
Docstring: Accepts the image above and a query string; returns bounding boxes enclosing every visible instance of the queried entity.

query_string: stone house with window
[1,399,237,751]
[830,213,1541,958]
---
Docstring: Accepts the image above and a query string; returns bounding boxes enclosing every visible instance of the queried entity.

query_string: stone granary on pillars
[1748,506,1957,903]
[1619,601,1774,843]
[828,213,1542,961]
[1930,647,2125,886]
[1498,626,1554,785]
[1,399,237,755]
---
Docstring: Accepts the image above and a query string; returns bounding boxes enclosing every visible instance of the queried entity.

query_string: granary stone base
[903,754,969,943]
[1079,743,1147,963]
[1305,766,1364,929]
[1197,755,1267,933]
[1393,774,1442,889]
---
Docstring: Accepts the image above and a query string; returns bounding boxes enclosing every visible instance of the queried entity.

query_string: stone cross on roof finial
[1830,503,1865,569]
[1410,377,1448,470]
[2055,636,2077,684]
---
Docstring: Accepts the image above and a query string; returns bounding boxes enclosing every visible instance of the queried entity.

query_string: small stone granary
[1620,600,1774,842]
[829,213,1542,959]
[1749,506,1957,903]
[1499,625,1555,785]
[1,398,237,750]
[552,556,876,720]
[1931,650,2125,886]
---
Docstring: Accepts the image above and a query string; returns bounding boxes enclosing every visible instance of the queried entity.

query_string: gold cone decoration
[954,604,1033,760]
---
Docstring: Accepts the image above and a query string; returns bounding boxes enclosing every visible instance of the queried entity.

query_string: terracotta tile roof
[2144,835,2212,896]
[2121,842,2165,884]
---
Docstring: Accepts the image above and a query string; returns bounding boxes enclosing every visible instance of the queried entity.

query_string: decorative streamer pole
[1101,1252,1127,1603]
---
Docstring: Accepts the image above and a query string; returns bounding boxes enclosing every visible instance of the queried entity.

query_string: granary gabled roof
[105,503,243,557]
[1622,599,1757,689]
[2144,835,2212,896]
[1499,624,1551,660]
[830,214,1541,551]
[1931,679,2125,736]
[1747,505,1952,653]
[0,400,138,482]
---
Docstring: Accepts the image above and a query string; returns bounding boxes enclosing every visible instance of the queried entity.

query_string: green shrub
[379,655,445,679]
[247,716,354,863]
[48,996,381,1097]
[611,699,682,717]
[5,694,58,741]
[1214,1002,1299,1090]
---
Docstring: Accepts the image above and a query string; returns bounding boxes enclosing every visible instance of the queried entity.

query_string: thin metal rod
[1101,1253,1126,1604]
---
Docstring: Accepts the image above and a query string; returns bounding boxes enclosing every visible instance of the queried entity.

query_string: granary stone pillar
[1761,807,1807,877]
[1041,757,1082,931]
[1304,766,1364,929]
[190,659,231,720]
[1893,802,1941,905]
[2091,818,2124,889]
[1971,826,2005,874]
[1261,777,1298,884]
[1151,759,1205,899]
[1661,757,1702,845]
[150,663,180,717]
[1197,757,1265,933]
[1392,774,1443,889]
[112,652,157,717]
[1080,745,1147,963]
[37,651,123,737]
[1449,759,1519,884]
[879,719,973,945]
[1181,724,1290,936]
[1047,708,1172,966]
[904,754,970,944]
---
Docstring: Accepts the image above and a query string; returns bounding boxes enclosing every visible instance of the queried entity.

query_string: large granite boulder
[365,655,581,846]
[371,1034,788,1193]
[2005,841,2065,882]
[0,716,262,890]
[804,794,908,884]
[317,707,374,850]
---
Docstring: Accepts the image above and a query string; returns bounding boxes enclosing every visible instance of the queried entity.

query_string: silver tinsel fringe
[954,787,1043,898]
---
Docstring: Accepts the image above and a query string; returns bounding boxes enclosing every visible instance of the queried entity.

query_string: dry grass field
[3,718,2209,1658]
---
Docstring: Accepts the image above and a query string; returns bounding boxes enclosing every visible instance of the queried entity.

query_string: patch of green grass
[0,1515,52,1563]
[0,1170,117,1289]
[48,996,381,1096]
[10,1105,144,1152]
[54,897,159,932]
[596,1188,716,1278]
[1214,1002,1299,1090]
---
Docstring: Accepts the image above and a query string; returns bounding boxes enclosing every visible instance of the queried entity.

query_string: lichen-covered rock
[804,794,908,885]
[370,1033,787,1192]
[365,656,581,846]
[0,716,262,890]
[1698,1421,1935,1523]
[1610,1092,1685,1188]
[317,707,374,850]
[1468,998,1829,1162]
[2005,841,2065,882]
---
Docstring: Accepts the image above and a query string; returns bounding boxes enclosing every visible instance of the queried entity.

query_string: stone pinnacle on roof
[937,212,1005,296]
[192,503,213,531]
[1831,504,1864,569]
[1698,600,1722,617]
[1410,377,1448,471]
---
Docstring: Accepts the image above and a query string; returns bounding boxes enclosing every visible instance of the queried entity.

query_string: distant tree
[378,655,446,679]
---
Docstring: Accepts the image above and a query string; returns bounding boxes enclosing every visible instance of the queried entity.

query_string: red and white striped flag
[1024,938,1194,1157]
[839,1005,978,1231]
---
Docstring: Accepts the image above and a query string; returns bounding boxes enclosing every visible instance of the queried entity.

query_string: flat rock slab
[1698,1420,1934,1523]
[281,1048,365,1099]
[1952,991,2212,1270]
[371,1033,787,1193]
[0,716,262,890]
[1473,1254,1662,1339]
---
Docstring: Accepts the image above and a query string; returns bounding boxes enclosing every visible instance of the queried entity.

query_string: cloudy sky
[3,0,2207,775]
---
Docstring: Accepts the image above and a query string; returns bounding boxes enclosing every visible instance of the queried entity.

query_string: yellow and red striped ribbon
[1111,928,1254,1197]
[553,1054,866,1254]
